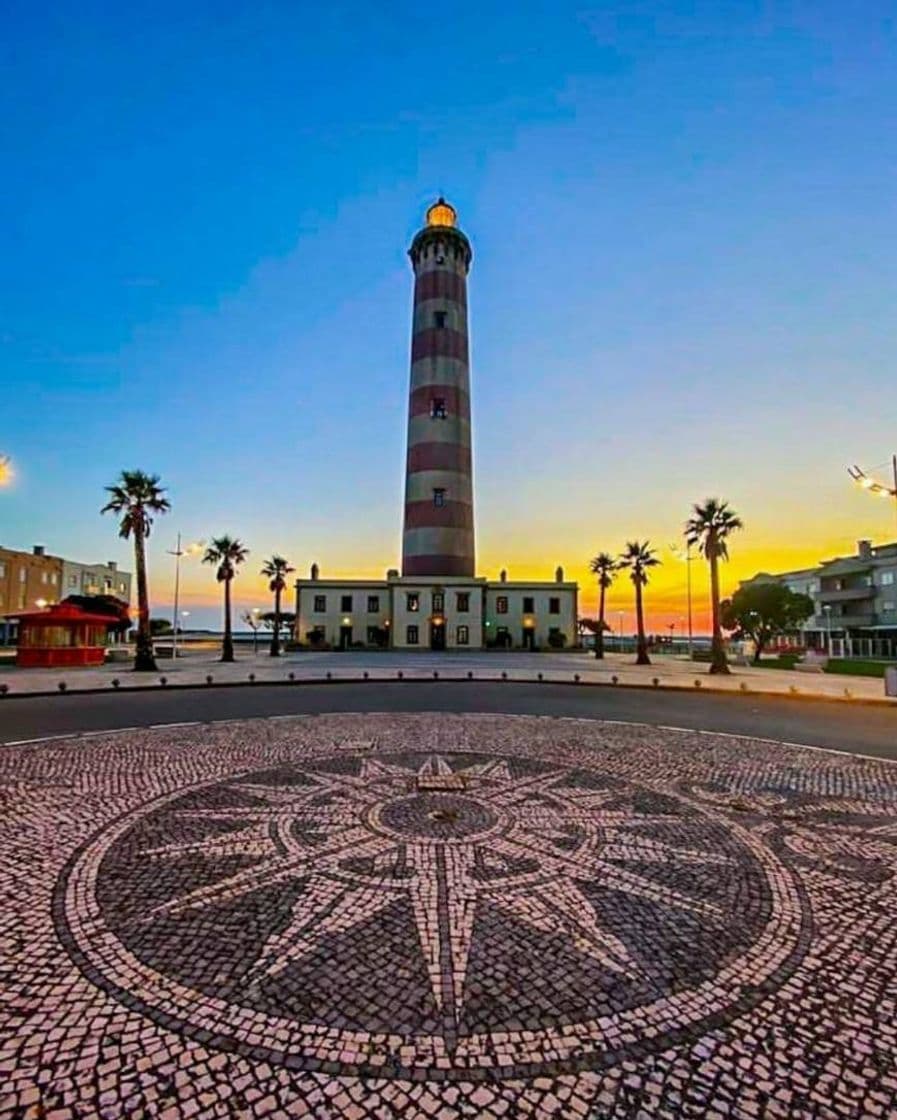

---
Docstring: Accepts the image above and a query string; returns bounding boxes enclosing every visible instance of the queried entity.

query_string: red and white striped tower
[401,198,475,577]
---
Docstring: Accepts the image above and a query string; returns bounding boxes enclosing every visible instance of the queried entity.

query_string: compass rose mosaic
[4,712,895,1117]
[57,725,807,1082]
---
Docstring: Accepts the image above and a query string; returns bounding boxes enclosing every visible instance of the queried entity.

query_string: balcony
[812,613,877,629]
[817,586,874,604]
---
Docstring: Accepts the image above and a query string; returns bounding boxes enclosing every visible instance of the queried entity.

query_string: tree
[685,498,744,674]
[203,536,249,662]
[588,552,617,659]
[259,610,296,631]
[618,541,660,666]
[721,584,814,662]
[261,554,295,657]
[150,618,173,637]
[101,470,170,672]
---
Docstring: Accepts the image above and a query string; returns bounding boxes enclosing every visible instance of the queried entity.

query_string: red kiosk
[7,602,114,668]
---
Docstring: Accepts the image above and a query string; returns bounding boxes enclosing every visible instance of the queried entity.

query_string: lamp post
[617,611,624,653]
[167,534,203,662]
[669,541,694,658]
[823,604,832,657]
[848,455,897,536]
[252,607,260,655]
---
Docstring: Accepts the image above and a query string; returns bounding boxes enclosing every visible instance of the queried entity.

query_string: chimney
[108,561,117,571]
[33,545,45,557]
[857,539,872,560]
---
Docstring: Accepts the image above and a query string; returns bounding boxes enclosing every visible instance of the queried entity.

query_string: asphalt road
[0,681,894,759]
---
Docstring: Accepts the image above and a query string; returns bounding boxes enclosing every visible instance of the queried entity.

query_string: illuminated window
[496,596,508,614]
[407,593,420,612]
[882,572,895,586]
[313,595,326,612]
[433,488,446,507]
[432,592,444,613]
[434,310,447,329]
[456,625,469,645]
[19,568,26,583]
[456,592,469,612]
[430,397,447,419]
[407,624,419,645]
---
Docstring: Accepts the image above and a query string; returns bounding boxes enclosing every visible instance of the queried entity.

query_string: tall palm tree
[588,552,617,659]
[261,554,295,657]
[685,498,744,674]
[101,470,170,672]
[618,540,660,666]
[203,536,249,662]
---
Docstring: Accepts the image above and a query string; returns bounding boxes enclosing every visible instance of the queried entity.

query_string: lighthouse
[401,199,475,578]
[293,200,578,652]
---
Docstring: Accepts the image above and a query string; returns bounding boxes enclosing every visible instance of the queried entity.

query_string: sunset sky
[3,3,896,633]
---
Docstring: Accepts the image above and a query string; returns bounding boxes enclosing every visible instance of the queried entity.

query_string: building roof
[3,602,118,626]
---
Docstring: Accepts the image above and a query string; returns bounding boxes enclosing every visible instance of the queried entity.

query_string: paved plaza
[2,712,896,1118]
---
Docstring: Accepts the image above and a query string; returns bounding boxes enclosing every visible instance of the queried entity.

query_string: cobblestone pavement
[2,713,896,1118]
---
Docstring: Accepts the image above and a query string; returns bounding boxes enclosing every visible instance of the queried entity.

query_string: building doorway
[339,625,352,650]
[430,621,446,650]
[522,628,535,651]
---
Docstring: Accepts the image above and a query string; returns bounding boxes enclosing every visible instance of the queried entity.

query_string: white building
[61,559,132,603]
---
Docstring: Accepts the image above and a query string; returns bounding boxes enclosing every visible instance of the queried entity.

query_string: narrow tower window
[430,397,447,419]
[433,488,446,507]
[434,310,447,328]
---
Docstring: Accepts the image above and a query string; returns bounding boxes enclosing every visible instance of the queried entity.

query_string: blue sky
[3,2,896,629]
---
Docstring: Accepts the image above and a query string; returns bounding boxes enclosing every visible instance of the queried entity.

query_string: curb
[0,674,894,709]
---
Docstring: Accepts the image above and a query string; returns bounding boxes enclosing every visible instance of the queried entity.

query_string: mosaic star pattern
[2,713,897,1118]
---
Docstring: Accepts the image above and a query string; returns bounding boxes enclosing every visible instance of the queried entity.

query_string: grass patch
[824,659,893,679]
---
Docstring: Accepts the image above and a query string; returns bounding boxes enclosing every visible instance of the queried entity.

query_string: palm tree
[618,540,660,666]
[588,552,617,659]
[203,536,249,662]
[261,554,295,656]
[685,498,744,674]
[101,470,170,672]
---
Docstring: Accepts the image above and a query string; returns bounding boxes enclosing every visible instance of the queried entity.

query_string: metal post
[171,532,181,662]
[686,542,694,659]
[893,454,897,537]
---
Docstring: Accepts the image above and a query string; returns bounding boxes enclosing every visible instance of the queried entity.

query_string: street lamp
[848,456,897,536]
[822,604,832,657]
[669,541,694,658]
[617,610,624,653]
[0,454,12,487]
[167,534,204,661]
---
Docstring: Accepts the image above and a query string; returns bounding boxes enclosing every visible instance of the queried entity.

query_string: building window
[430,397,447,419]
[367,626,381,644]
[0,562,4,577]
[340,595,353,612]
[41,571,48,584]
[882,572,895,586]
[457,625,469,645]
[407,592,420,612]
[433,488,446,507]
[50,573,58,586]
[456,592,469,612]
[434,310,447,328]
[313,595,327,612]
[496,596,508,614]
[432,592,444,613]
[549,597,560,614]
[19,568,26,583]
[496,625,509,647]
[883,601,896,612]
[407,624,419,645]
[523,596,534,613]
[104,579,112,591]
[367,595,380,613]
[68,575,77,587]
[119,582,126,593]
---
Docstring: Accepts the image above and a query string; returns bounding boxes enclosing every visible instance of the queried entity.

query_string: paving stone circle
[2,712,897,1118]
